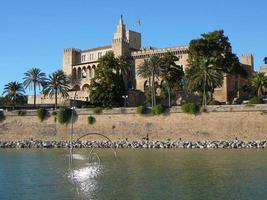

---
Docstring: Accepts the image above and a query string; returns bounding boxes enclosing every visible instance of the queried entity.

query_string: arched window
[92,65,96,77]
[88,66,92,78]
[144,80,148,91]
[82,66,87,78]
[82,84,90,91]
[72,68,77,80]
[77,67,82,79]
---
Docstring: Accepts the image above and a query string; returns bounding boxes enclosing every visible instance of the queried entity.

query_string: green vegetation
[57,108,72,124]
[186,30,246,106]
[138,55,162,107]
[136,105,146,114]
[37,108,48,122]
[181,103,199,115]
[43,70,70,109]
[2,82,25,109]
[87,115,95,125]
[0,110,5,122]
[160,52,184,107]
[152,104,165,115]
[51,111,57,116]
[249,72,267,97]
[247,97,264,104]
[92,107,103,114]
[138,52,184,107]
[89,52,130,107]
[0,96,27,107]
[23,68,47,107]
[17,110,26,116]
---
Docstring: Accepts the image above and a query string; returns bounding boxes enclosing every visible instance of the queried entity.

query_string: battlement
[63,48,81,53]
[240,53,254,68]
[131,45,189,57]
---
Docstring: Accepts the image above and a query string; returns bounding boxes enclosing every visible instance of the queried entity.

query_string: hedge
[152,104,165,115]
[136,106,146,114]
[37,108,48,122]
[181,103,199,114]
[57,108,73,124]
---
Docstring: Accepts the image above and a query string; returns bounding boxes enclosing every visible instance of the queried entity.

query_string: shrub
[51,111,57,116]
[17,110,26,116]
[57,108,72,124]
[87,115,95,125]
[92,107,103,114]
[152,104,165,115]
[37,108,48,122]
[181,103,199,115]
[247,97,263,104]
[208,100,221,105]
[0,110,5,122]
[136,106,146,114]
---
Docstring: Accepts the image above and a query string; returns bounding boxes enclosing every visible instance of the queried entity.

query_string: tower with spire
[112,15,141,57]
[112,15,129,56]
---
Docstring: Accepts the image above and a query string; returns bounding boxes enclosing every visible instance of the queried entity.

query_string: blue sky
[0,0,266,94]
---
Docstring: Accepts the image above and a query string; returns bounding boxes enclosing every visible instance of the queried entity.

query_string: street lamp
[122,95,128,107]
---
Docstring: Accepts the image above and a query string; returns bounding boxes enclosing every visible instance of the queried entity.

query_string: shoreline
[1,140,267,149]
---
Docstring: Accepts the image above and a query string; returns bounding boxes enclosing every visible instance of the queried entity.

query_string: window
[89,54,94,60]
[81,55,86,62]
[98,52,102,59]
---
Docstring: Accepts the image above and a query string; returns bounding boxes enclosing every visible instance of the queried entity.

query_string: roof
[82,45,112,53]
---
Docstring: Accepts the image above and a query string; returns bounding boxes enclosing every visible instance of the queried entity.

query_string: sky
[0,0,266,94]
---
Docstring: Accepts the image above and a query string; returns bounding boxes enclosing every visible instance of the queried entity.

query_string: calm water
[1,149,267,200]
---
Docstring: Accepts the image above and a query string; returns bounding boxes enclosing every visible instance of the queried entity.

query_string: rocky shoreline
[1,140,267,149]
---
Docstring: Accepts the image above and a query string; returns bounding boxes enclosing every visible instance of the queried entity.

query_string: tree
[43,70,70,109]
[188,30,247,76]
[2,82,25,109]
[186,30,246,105]
[186,57,223,106]
[23,68,47,107]
[249,72,267,97]
[117,55,132,89]
[160,52,184,107]
[138,55,161,107]
[89,52,127,107]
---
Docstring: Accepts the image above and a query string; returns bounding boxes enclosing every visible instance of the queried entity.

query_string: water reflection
[67,153,103,199]
[68,163,103,197]
[71,153,86,160]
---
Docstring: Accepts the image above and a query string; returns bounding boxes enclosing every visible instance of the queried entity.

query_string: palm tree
[23,68,47,107]
[186,57,223,107]
[250,72,267,97]
[138,55,161,107]
[2,81,25,109]
[117,55,132,76]
[43,70,70,109]
[160,52,184,107]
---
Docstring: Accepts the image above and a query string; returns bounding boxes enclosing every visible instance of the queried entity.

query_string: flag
[137,19,141,26]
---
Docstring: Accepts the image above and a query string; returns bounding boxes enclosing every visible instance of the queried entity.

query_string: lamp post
[122,95,128,107]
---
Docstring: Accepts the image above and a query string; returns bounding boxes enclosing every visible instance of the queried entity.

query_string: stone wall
[1,105,267,141]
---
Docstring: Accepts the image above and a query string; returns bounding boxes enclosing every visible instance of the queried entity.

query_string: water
[1,149,267,200]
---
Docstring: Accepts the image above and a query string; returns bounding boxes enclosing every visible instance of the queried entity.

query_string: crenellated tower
[112,15,130,56]
[63,48,81,76]
[240,54,254,74]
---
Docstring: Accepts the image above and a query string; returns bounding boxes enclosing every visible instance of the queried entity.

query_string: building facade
[28,16,254,105]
